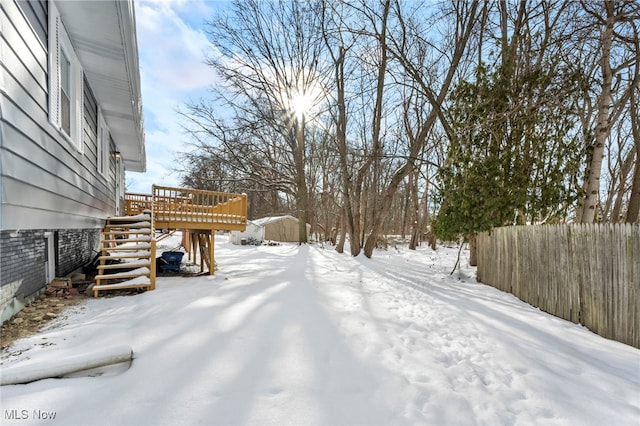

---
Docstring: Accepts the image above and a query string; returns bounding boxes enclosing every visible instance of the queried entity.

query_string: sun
[289,91,315,122]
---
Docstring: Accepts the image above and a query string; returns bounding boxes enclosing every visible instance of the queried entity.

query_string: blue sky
[127,0,226,194]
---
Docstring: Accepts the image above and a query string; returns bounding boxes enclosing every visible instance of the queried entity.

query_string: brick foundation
[0,228,100,323]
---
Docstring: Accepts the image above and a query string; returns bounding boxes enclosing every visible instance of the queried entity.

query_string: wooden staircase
[93,212,156,297]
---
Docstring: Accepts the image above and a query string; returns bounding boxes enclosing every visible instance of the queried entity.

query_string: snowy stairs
[93,213,156,297]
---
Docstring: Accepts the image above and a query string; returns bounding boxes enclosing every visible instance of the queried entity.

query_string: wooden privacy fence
[477,224,640,348]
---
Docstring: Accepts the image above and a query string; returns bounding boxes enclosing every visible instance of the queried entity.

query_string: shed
[230,215,310,244]
[229,221,264,245]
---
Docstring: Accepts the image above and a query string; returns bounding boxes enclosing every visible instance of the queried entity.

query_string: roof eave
[55,0,145,172]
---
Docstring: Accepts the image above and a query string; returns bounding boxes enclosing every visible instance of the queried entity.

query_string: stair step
[108,213,151,222]
[102,236,152,244]
[101,243,151,252]
[99,251,151,260]
[93,276,151,293]
[102,229,152,235]
[105,221,151,229]
[95,267,150,281]
[95,212,157,297]
[98,260,151,270]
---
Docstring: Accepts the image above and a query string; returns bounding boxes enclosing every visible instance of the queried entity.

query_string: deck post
[209,230,215,276]
[199,235,204,273]
[182,230,190,259]
[191,230,197,264]
[150,238,156,290]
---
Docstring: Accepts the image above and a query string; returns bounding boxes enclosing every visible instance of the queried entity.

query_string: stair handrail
[149,190,156,290]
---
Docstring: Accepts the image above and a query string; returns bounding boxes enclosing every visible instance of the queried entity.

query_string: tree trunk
[332,43,361,256]
[468,233,478,267]
[402,183,411,240]
[409,167,420,250]
[336,209,346,253]
[294,121,308,243]
[359,0,391,252]
[625,77,640,223]
[610,147,635,222]
[419,176,431,245]
[627,152,640,223]
[580,1,615,223]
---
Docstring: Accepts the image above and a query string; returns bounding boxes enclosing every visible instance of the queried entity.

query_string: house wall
[1,0,118,231]
[0,0,123,321]
[0,230,47,322]
[15,0,47,46]
[56,229,101,277]
[0,228,100,322]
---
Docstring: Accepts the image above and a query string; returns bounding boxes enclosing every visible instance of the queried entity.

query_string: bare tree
[320,0,364,255]
[578,0,639,223]
[625,71,640,222]
[185,0,328,241]
[361,0,481,258]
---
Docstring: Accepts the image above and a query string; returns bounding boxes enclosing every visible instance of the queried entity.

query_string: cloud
[128,0,220,194]
[136,0,216,93]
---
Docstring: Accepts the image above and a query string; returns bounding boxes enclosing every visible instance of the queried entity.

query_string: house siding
[15,0,47,47]
[1,0,118,232]
[0,0,127,322]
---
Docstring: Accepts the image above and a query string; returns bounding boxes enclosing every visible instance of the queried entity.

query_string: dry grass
[1,295,85,352]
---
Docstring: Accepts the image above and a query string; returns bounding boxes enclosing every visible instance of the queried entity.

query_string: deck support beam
[150,239,156,290]
[189,230,215,275]
[209,229,215,276]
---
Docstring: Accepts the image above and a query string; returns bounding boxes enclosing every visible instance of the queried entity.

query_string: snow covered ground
[1,233,639,425]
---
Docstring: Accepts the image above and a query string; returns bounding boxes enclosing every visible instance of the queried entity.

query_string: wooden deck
[126,185,248,232]
[123,186,248,276]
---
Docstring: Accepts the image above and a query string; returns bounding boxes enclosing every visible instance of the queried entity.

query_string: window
[60,51,71,135]
[97,108,109,177]
[48,2,83,152]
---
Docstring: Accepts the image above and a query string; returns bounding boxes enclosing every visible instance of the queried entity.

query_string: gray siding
[16,0,47,47]
[1,1,127,321]
[1,0,118,231]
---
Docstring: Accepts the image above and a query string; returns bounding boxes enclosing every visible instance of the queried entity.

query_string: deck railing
[124,192,153,215]
[125,186,247,231]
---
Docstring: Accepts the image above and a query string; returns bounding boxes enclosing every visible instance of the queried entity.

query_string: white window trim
[97,108,109,177]
[48,2,84,152]
[115,156,125,214]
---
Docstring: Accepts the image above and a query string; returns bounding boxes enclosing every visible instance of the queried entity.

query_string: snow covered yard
[1,234,639,426]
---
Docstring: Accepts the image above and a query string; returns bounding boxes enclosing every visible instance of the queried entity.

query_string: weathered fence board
[477,224,640,348]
